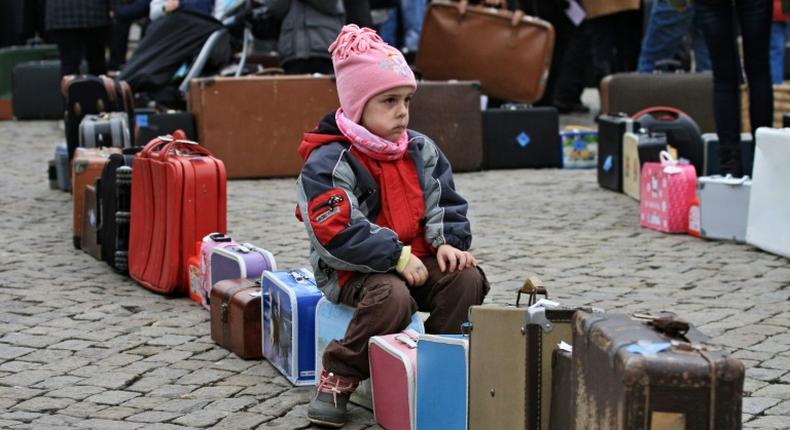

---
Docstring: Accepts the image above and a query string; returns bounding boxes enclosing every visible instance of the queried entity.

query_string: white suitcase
[698,175,751,242]
[747,128,790,258]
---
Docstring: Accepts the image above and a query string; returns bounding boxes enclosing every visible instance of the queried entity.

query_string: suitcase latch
[221,303,229,322]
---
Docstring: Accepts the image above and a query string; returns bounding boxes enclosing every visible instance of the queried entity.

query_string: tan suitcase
[72,147,121,249]
[467,278,575,430]
[622,132,674,201]
[187,75,340,179]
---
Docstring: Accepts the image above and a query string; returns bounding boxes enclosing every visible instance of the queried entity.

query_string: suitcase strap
[221,283,252,346]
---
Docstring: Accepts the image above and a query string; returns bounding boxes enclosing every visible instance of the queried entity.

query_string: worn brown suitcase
[468,278,576,430]
[80,183,102,259]
[410,80,483,172]
[187,75,340,179]
[210,278,262,360]
[72,147,122,249]
[600,72,715,133]
[572,311,744,430]
[549,348,573,430]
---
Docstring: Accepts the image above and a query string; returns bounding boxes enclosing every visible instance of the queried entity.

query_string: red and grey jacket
[296,113,472,303]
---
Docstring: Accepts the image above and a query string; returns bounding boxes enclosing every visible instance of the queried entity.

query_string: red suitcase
[129,131,227,295]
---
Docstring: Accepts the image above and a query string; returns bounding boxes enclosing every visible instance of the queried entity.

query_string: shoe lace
[317,371,357,408]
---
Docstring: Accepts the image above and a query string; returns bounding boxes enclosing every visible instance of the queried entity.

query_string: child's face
[360,86,414,141]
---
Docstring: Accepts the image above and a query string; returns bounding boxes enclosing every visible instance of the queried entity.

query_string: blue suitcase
[261,269,323,386]
[416,334,469,430]
[314,297,425,410]
[54,142,70,192]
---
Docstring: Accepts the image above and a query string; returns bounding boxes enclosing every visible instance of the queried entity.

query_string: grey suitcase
[54,142,70,192]
[700,132,755,177]
[698,175,751,242]
[79,112,131,149]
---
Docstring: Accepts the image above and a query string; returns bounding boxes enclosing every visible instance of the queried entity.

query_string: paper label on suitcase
[261,269,322,386]
[416,334,469,430]
[561,129,598,169]
[640,152,697,233]
[370,330,419,430]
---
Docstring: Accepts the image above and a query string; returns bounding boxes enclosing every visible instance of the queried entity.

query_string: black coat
[45,0,112,30]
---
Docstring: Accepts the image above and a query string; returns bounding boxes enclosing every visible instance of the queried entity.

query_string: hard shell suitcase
[136,110,197,147]
[97,148,140,272]
[415,334,469,430]
[210,278,263,359]
[572,311,744,430]
[698,175,751,242]
[409,80,484,172]
[596,113,639,192]
[700,132,755,177]
[639,152,697,233]
[482,105,562,169]
[54,142,70,191]
[11,60,63,119]
[314,297,425,410]
[79,112,131,149]
[622,131,669,201]
[210,243,277,295]
[633,107,704,175]
[128,131,227,295]
[261,269,323,386]
[468,278,576,430]
[72,147,122,249]
[548,348,573,430]
[199,233,238,309]
[80,183,102,259]
[47,159,57,189]
[746,128,790,258]
[369,330,419,430]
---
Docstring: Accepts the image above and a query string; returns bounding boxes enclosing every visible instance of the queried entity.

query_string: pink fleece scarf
[335,109,409,161]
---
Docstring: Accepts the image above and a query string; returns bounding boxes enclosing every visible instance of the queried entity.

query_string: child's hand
[399,254,428,287]
[437,245,476,273]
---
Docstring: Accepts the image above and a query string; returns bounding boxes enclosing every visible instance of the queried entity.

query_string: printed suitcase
[54,142,70,192]
[415,334,469,430]
[369,330,419,430]
[210,243,277,295]
[314,297,425,410]
[482,105,562,169]
[136,110,197,147]
[700,132,755,177]
[572,311,744,430]
[72,147,122,249]
[11,60,63,120]
[128,131,227,295]
[261,269,323,386]
[210,278,263,359]
[622,131,669,200]
[596,113,639,192]
[468,278,577,430]
[79,112,132,149]
[199,233,238,309]
[80,183,102,260]
[560,126,597,169]
[698,175,751,242]
[746,128,790,258]
[639,152,697,233]
[97,148,140,272]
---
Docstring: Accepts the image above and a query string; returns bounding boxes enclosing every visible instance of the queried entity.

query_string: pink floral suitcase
[640,151,697,233]
[369,330,419,430]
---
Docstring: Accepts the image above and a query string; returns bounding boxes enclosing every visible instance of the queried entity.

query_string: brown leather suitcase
[572,311,744,430]
[80,183,102,259]
[187,75,340,179]
[549,348,573,430]
[468,278,575,430]
[599,72,715,133]
[210,278,262,360]
[410,80,483,172]
[72,147,121,249]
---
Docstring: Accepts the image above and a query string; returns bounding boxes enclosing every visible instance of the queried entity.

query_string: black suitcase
[11,60,63,119]
[135,110,197,145]
[596,113,639,192]
[633,107,704,175]
[97,147,140,273]
[482,105,562,169]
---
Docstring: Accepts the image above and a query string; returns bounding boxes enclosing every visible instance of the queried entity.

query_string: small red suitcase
[129,131,227,295]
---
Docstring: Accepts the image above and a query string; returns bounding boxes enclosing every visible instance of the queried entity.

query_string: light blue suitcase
[261,269,323,386]
[415,334,469,430]
[55,142,70,192]
[314,297,425,409]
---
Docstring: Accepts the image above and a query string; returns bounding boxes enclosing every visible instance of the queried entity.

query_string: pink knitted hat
[329,25,417,123]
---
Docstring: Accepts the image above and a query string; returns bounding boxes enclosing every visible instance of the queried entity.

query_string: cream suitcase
[622,131,670,200]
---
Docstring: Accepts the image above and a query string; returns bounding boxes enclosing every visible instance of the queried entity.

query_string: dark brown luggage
[572,311,744,430]
[210,278,262,360]
[410,80,483,172]
[549,348,573,430]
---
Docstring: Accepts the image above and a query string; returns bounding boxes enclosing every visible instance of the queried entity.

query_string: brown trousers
[322,256,490,381]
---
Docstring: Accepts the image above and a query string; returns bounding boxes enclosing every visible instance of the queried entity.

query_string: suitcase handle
[155,137,213,161]
[632,106,687,122]
[515,276,547,307]
[140,130,188,154]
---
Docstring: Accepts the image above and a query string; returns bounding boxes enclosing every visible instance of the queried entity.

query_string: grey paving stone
[147,335,195,347]
[0,387,43,400]
[31,414,81,426]
[187,386,243,399]
[57,402,107,419]
[742,397,782,415]
[126,411,182,423]
[752,383,790,400]
[0,361,38,373]
[205,396,258,412]
[75,418,143,429]
[48,385,106,400]
[92,406,140,420]
[743,415,790,429]
[85,390,141,405]
[143,350,194,363]
[32,375,84,389]
[139,424,199,430]
[153,399,211,414]
[77,372,139,389]
[147,385,199,399]
[11,396,75,412]
[0,345,35,360]
[0,411,42,423]
[176,369,234,385]
[172,410,230,428]
[212,412,269,430]
[0,370,56,387]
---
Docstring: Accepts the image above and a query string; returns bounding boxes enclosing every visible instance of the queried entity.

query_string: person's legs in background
[769,22,786,84]
[108,20,131,71]
[637,0,696,72]
[83,26,109,76]
[736,0,773,144]
[553,20,592,113]
[399,0,425,52]
[50,29,84,76]
[691,15,711,72]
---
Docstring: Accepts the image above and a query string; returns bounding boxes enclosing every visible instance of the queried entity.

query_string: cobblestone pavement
[1,111,789,429]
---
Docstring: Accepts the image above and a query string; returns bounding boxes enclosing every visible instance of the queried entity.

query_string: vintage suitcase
[210,278,263,359]
[600,72,715,133]
[468,278,576,430]
[199,233,238,309]
[79,112,131,149]
[698,175,751,242]
[72,147,122,249]
[136,110,197,146]
[409,80,483,172]
[701,132,755,177]
[128,131,227,295]
[187,75,340,178]
[622,131,669,201]
[746,128,790,258]
[482,105,562,169]
[11,60,63,120]
[633,107,704,175]
[314,297,424,410]
[369,330,419,430]
[548,348,573,430]
[560,127,597,169]
[97,148,140,272]
[415,334,469,430]
[572,311,744,430]
[80,183,102,260]
[54,142,71,192]
[0,44,58,120]
[261,268,323,386]
[597,113,639,192]
[210,242,277,294]
[640,152,698,233]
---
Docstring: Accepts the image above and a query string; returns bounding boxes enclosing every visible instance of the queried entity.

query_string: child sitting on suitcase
[296,24,490,428]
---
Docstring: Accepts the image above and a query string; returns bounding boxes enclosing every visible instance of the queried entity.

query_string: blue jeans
[378,0,425,52]
[770,22,787,84]
[695,0,772,174]
[637,0,711,72]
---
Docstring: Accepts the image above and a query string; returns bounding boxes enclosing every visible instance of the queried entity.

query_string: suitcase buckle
[221,303,229,322]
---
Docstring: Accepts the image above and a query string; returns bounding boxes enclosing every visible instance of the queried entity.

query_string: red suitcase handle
[632,106,689,122]
[140,130,215,161]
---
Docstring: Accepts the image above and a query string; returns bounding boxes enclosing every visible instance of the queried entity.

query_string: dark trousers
[50,26,109,77]
[283,58,334,75]
[323,256,489,381]
[108,21,131,71]
[554,21,593,104]
[695,0,772,175]
[587,10,643,82]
